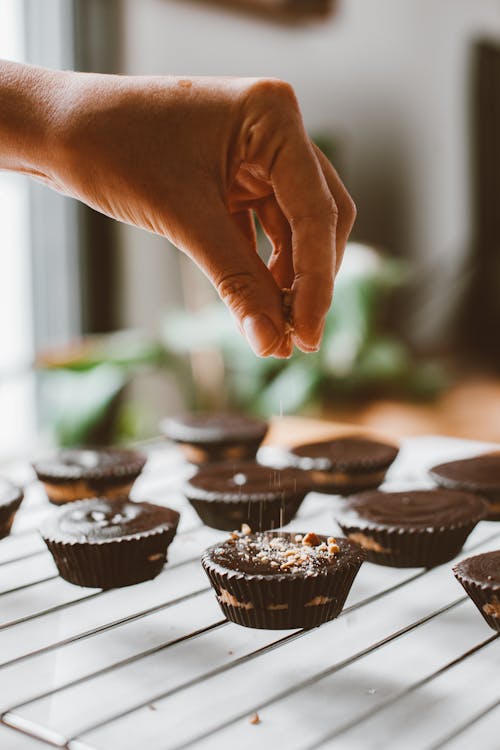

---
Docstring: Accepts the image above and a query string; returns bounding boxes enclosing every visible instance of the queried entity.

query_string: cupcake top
[430,454,500,492]
[454,551,500,591]
[0,478,23,508]
[185,462,311,502]
[290,437,399,473]
[338,489,487,530]
[40,498,180,544]
[33,448,147,482]
[160,413,268,445]
[204,530,365,577]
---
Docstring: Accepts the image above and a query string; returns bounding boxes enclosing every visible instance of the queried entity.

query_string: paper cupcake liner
[43,524,178,589]
[0,493,23,540]
[201,554,363,630]
[454,570,500,633]
[188,493,305,532]
[338,522,479,568]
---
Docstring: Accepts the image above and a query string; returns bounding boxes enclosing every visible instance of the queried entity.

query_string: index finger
[270,129,337,352]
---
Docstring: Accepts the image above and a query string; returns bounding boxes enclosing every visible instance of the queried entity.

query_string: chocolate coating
[33,448,147,483]
[161,413,268,445]
[0,478,23,540]
[186,462,310,502]
[207,533,365,576]
[290,437,399,472]
[454,551,500,589]
[431,454,500,491]
[339,489,486,530]
[41,498,179,543]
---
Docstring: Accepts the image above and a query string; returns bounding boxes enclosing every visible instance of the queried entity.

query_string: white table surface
[0,435,498,750]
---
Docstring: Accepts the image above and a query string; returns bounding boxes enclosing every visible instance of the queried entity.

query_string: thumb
[184,205,287,357]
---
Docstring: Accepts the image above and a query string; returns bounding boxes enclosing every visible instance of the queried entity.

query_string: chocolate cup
[288,437,399,496]
[453,552,500,633]
[0,481,23,540]
[430,456,500,522]
[202,535,365,630]
[41,501,179,589]
[337,489,487,569]
[160,413,268,466]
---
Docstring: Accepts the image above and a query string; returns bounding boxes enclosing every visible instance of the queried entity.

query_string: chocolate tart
[336,489,487,568]
[184,461,311,531]
[202,530,365,629]
[160,412,268,465]
[453,550,500,632]
[0,478,23,540]
[430,454,500,521]
[33,448,147,505]
[288,436,399,495]
[41,497,180,589]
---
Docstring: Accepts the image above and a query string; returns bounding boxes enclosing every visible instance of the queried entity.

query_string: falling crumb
[228,649,234,655]
[148,704,157,711]
[250,712,261,725]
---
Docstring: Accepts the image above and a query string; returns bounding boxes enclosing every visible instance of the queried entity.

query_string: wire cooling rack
[0,434,498,750]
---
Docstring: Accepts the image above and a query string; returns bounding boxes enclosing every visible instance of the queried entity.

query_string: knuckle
[216,270,256,313]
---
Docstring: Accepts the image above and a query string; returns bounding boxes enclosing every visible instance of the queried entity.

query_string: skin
[0,60,356,357]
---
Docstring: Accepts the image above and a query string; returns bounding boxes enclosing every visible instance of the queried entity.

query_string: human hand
[2,65,356,356]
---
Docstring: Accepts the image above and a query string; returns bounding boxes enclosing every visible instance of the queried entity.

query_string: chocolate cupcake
[41,497,180,589]
[336,489,487,568]
[33,448,147,505]
[430,454,500,521]
[0,478,23,540]
[202,530,365,629]
[160,412,268,465]
[184,462,311,531]
[453,551,500,632]
[288,436,399,495]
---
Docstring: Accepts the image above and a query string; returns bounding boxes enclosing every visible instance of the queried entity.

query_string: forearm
[0,60,65,178]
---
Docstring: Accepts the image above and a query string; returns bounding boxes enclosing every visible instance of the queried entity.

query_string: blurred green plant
[36,243,448,446]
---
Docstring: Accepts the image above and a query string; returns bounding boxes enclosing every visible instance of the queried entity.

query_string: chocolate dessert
[160,412,268,464]
[33,447,147,505]
[454,550,500,632]
[202,529,365,629]
[41,497,180,588]
[184,461,312,531]
[0,478,23,540]
[430,454,500,521]
[288,436,399,495]
[337,489,486,568]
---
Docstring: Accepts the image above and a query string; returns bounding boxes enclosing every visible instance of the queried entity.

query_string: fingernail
[243,314,280,357]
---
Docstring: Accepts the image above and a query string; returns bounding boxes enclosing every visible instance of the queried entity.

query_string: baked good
[184,461,311,531]
[160,412,268,464]
[288,436,399,495]
[0,478,23,540]
[336,489,486,568]
[430,454,500,521]
[41,497,179,588]
[202,529,365,629]
[33,447,147,505]
[453,550,500,632]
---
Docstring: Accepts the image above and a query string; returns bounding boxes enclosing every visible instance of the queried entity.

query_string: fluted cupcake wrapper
[0,493,23,540]
[454,570,500,632]
[188,493,306,532]
[338,522,480,569]
[201,554,364,630]
[43,525,178,589]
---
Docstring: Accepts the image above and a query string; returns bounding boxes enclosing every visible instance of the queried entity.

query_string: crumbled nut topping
[217,531,341,575]
[250,712,261,725]
[302,532,321,547]
[241,523,252,536]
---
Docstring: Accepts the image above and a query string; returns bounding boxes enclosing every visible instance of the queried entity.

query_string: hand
[3,66,356,356]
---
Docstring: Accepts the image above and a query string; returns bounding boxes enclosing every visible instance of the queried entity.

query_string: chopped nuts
[294,534,303,543]
[282,288,294,334]
[250,712,261,725]
[241,523,252,536]
[302,532,321,547]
